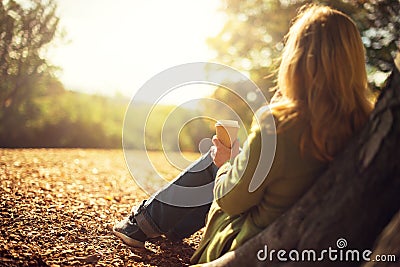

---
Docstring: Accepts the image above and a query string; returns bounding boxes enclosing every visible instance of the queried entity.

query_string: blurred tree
[356,0,400,72]
[206,0,400,127]
[0,0,60,143]
[208,0,300,92]
[201,80,267,138]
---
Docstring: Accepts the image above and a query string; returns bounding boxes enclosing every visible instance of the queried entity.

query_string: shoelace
[128,213,136,224]
[128,200,147,224]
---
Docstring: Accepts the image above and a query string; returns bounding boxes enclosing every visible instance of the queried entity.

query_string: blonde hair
[272,4,372,161]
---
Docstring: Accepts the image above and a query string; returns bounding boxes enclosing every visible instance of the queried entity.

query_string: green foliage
[200,80,267,137]
[0,0,60,144]
[0,87,208,149]
[211,0,399,76]
[207,0,300,93]
[0,0,59,105]
[354,0,400,72]
[124,104,214,152]
[0,90,123,148]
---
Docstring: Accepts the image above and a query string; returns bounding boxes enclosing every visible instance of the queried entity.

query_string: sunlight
[157,84,218,106]
[48,0,226,102]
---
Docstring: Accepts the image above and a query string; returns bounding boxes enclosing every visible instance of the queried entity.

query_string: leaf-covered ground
[0,149,203,267]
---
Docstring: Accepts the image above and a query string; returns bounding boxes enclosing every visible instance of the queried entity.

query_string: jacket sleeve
[213,121,284,216]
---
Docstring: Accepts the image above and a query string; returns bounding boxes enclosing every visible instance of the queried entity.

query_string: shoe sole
[112,229,145,248]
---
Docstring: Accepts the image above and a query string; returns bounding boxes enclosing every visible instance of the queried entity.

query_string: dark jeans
[134,151,218,240]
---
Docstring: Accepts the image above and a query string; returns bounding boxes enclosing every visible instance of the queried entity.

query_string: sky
[48,0,226,101]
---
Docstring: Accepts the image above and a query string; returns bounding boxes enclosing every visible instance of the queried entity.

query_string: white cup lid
[215,120,240,128]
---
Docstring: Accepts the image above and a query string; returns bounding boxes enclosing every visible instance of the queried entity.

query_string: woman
[113,4,372,263]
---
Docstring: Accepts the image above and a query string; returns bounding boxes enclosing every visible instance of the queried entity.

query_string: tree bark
[198,54,400,267]
[362,210,400,267]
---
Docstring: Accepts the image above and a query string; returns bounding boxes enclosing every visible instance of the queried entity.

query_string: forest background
[0,0,398,150]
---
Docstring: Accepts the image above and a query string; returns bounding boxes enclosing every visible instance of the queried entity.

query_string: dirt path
[0,149,203,267]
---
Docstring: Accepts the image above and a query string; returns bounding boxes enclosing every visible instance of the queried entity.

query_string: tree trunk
[362,210,400,267]
[198,54,400,267]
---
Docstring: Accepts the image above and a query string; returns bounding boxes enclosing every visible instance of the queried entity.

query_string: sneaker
[113,214,147,247]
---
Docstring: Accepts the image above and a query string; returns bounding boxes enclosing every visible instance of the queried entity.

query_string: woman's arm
[213,124,283,216]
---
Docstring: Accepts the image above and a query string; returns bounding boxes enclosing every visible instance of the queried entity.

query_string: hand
[210,135,240,168]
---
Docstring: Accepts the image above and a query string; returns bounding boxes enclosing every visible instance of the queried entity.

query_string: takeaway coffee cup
[215,120,240,148]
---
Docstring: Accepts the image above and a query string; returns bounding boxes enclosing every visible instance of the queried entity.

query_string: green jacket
[191,110,327,264]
